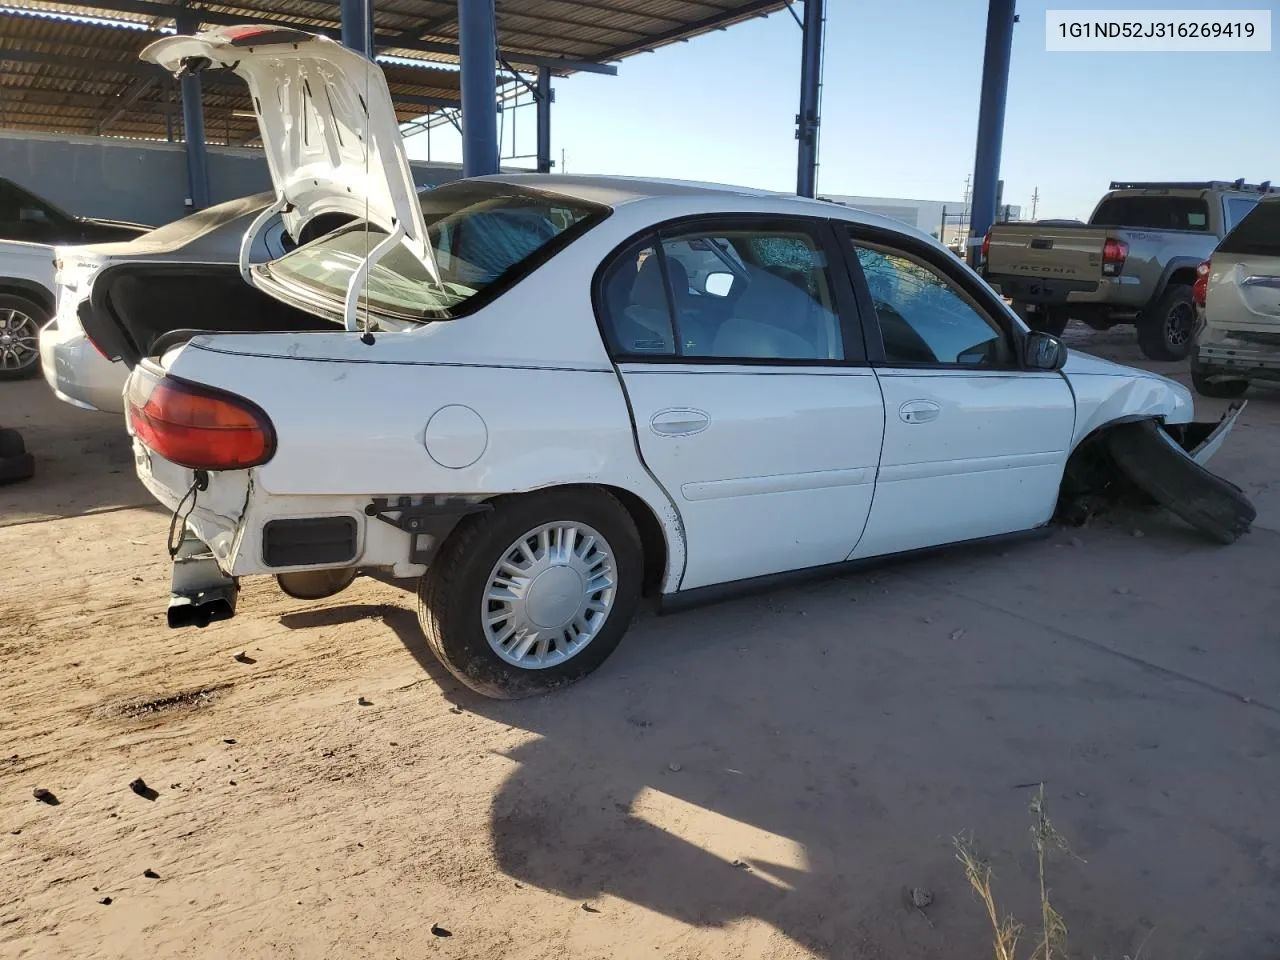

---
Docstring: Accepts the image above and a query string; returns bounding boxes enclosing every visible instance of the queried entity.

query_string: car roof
[478,173,945,248]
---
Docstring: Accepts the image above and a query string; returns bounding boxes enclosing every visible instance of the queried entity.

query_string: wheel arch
[467,481,681,602]
[1145,257,1202,310]
[0,279,55,315]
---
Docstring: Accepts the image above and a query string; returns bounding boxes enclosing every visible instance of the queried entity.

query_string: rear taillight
[981,231,991,260]
[1101,238,1128,276]
[127,371,275,471]
[1193,259,1211,306]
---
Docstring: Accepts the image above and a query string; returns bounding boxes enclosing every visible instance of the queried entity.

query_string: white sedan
[113,27,1251,698]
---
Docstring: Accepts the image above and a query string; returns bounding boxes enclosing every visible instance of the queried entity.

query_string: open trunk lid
[985,222,1108,281]
[140,26,437,286]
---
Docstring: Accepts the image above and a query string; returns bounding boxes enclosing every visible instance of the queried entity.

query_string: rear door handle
[650,408,711,437]
[899,400,941,424]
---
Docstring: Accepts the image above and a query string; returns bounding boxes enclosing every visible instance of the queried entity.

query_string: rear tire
[1137,285,1195,361]
[417,488,643,699]
[0,294,48,381]
[1104,419,1255,544]
[1191,370,1249,399]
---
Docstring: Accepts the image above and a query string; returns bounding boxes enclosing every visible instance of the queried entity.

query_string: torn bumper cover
[1059,402,1254,544]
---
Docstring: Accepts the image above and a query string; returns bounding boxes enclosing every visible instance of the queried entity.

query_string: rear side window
[1225,197,1260,232]
[1218,200,1280,257]
[1090,195,1210,231]
[264,183,606,320]
[597,223,847,363]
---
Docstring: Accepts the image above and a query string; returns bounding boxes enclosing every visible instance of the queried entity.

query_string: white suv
[1192,195,1280,398]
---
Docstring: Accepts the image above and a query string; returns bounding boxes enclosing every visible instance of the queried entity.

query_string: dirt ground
[3,326,1280,960]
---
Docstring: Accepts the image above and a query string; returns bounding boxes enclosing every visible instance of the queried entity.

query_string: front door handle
[899,400,941,424]
[650,408,711,437]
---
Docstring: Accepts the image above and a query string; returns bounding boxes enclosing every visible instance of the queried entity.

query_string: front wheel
[417,488,643,699]
[1137,285,1195,361]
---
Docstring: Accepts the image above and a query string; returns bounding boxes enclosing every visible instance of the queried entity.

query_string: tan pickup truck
[983,181,1272,361]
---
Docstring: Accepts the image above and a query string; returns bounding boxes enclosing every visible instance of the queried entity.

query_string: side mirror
[702,271,734,297]
[1023,331,1067,370]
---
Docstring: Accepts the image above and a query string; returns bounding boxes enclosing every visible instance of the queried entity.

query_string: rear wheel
[1137,285,1195,361]
[417,488,643,699]
[0,295,47,381]
[1191,370,1249,399]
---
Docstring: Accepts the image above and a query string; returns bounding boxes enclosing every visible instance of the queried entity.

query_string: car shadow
[368,568,1009,958]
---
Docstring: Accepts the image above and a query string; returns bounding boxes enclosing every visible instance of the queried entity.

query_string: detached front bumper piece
[1105,409,1255,545]
[169,530,239,628]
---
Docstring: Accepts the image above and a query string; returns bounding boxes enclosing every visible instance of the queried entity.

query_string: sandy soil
[3,327,1280,959]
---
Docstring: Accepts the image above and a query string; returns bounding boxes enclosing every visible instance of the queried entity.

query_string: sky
[405,0,1278,221]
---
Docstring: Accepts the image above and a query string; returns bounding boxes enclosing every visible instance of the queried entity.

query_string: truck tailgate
[986,224,1107,282]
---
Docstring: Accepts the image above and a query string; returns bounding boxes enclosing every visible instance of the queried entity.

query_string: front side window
[853,243,1011,367]
[263,182,605,320]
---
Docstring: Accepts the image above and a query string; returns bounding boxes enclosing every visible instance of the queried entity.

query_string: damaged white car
[103,27,1253,698]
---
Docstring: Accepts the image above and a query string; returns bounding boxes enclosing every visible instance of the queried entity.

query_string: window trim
[837,222,1028,372]
[590,212,869,367]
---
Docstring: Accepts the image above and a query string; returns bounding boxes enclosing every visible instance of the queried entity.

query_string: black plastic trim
[262,516,358,568]
[657,526,1052,614]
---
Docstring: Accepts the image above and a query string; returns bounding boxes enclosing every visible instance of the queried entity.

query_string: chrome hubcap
[482,521,617,669]
[0,309,37,370]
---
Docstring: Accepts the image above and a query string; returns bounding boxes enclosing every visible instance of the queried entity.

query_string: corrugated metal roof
[0,1,787,140]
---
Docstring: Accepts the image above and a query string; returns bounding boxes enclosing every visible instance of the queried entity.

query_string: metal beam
[458,0,498,177]
[340,0,374,56]
[535,65,552,173]
[968,0,1016,265]
[175,9,210,209]
[93,76,155,134]
[593,0,784,61]
[53,0,617,75]
[794,0,824,197]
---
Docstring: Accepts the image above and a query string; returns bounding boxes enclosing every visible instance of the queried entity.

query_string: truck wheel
[1191,370,1249,399]
[1137,285,1195,361]
[0,295,47,381]
[1104,419,1255,544]
[417,488,644,699]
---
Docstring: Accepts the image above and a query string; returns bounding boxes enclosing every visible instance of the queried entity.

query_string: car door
[596,216,885,592]
[839,223,1076,560]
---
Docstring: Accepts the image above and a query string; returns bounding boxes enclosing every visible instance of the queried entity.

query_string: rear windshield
[1089,195,1210,232]
[1217,199,1280,257]
[263,182,606,320]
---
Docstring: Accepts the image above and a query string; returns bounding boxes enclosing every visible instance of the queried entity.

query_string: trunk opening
[84,262,329,367]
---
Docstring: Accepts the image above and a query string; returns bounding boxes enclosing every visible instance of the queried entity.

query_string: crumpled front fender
[1063,352,1195,451]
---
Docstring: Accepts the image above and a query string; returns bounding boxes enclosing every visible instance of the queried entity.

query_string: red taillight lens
[1101,238,1129,276]
[981,231,991,260]
[1193,259,1211,306]
[127,372,275,470]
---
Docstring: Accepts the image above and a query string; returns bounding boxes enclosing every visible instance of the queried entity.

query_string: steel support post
[340,0,374,56]
[535,66,553,173]
[795,0,824,198]
[459,0,500,177]
[175,10,210,210]
[968,0,1016,265]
